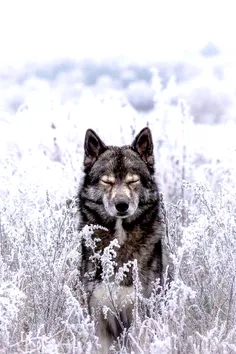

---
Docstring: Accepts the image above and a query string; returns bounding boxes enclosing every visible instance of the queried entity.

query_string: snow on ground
[0,61,236,353]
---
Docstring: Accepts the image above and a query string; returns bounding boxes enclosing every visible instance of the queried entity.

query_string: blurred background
[1,0,236,201]
[1,0,236,123]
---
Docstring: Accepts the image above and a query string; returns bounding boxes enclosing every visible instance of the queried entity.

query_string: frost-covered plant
[0,67,236,353]
[0,194,100,353]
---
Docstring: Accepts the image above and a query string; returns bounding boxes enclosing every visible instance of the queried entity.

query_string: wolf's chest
[90,223,157,287]
[114,219,127,245]
[92,224,141,262]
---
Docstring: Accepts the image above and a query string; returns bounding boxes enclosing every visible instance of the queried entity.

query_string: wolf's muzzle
[115,201,129,215]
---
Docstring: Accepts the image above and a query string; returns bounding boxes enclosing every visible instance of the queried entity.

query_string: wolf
[77,127,170,353]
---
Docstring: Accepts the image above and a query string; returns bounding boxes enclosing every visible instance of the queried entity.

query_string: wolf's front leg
[90,283,134,353]
[96,316,114,354]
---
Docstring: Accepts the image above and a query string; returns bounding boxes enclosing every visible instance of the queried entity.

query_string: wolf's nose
[115,201,129,213]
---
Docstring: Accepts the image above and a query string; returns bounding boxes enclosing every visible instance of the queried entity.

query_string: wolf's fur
[77,128,169,353]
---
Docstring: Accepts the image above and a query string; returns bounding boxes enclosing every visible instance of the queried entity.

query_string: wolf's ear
[132,127,154,166]
[84,129,106,168]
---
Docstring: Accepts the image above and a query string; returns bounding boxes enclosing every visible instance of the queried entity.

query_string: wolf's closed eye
[101,180,114,186]
[125,174,140,185]
[100,175,115,186]
[127,179,140,185]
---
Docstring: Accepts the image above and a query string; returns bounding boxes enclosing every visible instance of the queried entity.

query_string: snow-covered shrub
[126,80,155,111]
[188,86,233,124]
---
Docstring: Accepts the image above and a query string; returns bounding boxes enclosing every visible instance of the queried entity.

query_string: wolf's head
[80,128,158,223]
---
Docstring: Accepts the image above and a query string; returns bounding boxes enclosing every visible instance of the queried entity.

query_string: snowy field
[0,59,236,353]
[1,0,236,351]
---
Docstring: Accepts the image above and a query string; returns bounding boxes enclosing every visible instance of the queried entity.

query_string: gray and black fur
[77,127,168,353]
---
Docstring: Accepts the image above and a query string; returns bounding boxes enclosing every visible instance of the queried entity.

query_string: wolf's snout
[115,201,129,213]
